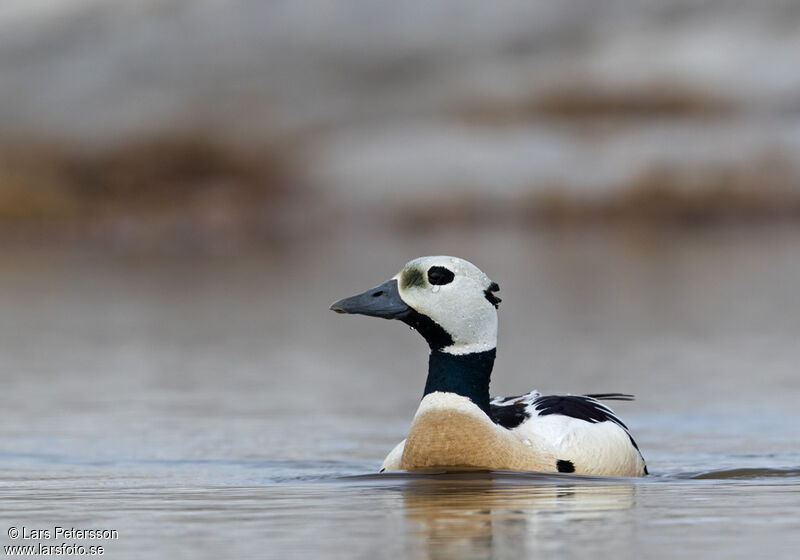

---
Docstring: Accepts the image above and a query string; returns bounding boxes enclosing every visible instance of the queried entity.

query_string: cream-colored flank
[395,392,556,472]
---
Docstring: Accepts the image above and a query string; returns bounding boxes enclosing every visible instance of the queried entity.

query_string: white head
[331,256,501,355]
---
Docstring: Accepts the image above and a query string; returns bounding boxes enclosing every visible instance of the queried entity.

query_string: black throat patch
[398,308,454,351]
[423,349,496,416]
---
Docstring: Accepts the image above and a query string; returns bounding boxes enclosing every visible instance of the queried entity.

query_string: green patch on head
[400,266,425,290]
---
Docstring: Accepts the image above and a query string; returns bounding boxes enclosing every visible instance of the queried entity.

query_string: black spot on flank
[427,266,455,285]
[489,401,530,429]
[557,460,575,473]
[401,268,425,290]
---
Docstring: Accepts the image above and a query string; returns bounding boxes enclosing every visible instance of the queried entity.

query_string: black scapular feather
[533,395,629,430]
[489,401,529,429]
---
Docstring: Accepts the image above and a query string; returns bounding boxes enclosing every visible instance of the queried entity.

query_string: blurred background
[3,0,800,247]
[3,0,800,447]
[2,3,800,557]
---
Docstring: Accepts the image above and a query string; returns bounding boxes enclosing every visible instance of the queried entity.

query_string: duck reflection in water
[394,472,637,559]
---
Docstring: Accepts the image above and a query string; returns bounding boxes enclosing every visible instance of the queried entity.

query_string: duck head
[330,256,501,355]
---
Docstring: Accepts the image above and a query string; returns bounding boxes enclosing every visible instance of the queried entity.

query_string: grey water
[2,227,800,559]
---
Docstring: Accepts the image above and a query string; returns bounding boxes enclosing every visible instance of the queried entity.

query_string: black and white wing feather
[490,392,634,429]
[489,391,541,429]
[490,391,647,475]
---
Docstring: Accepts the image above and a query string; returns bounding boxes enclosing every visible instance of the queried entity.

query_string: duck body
[331,256,648,477]
[381,392,646,476]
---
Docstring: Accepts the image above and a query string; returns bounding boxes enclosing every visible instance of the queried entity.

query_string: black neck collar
[423,348,496,416]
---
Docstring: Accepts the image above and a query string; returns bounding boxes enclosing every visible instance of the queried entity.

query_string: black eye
[427,266,455,286]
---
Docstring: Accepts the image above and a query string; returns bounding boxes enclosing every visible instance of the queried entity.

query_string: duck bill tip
[328,279,409,319]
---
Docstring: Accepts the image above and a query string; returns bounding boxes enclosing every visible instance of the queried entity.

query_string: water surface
[2,227,800,558]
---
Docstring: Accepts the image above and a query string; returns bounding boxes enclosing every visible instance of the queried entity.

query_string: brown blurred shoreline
[0,133,305,251]
[3,134,800,252]
[396,153,800,230]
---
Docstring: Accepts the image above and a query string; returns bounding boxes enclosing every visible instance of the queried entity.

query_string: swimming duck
[330,256,647,477]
